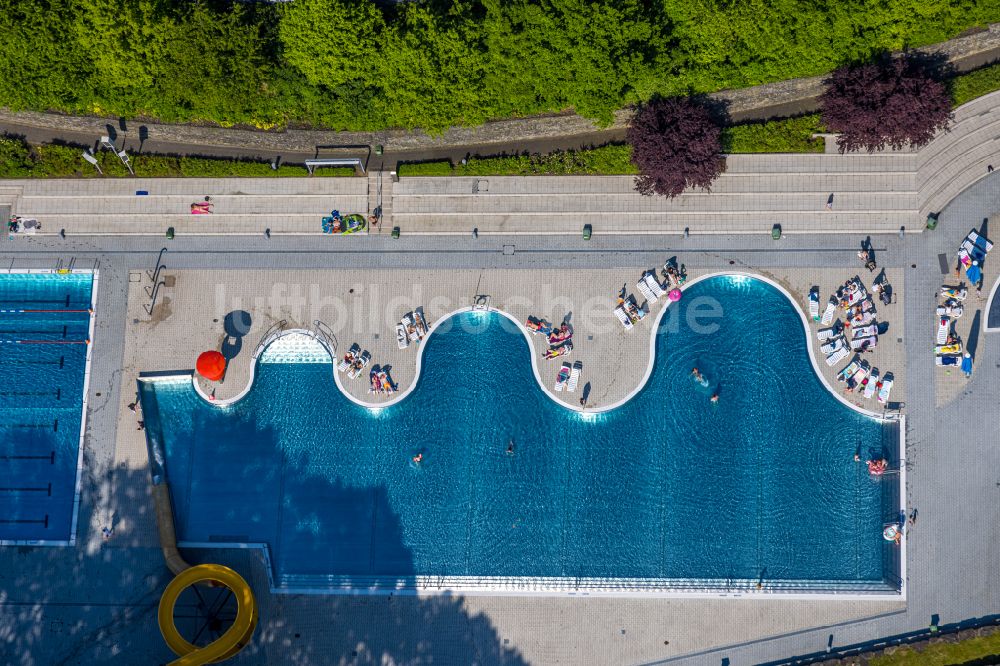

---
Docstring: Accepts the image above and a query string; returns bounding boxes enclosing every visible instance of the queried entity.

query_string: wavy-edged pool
[140,275,901,594]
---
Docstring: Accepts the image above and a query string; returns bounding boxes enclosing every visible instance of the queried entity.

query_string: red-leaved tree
[821,56,952,153]
[627,97,726,197]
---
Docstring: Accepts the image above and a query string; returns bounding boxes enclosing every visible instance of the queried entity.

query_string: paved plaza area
[0,120,998,663]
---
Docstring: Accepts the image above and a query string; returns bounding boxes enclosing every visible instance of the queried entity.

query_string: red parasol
[196,350,226,381]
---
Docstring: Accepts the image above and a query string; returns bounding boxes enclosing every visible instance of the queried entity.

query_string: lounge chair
[825,345,849,366]
[554,363,571,392]
[821,297,837,325]
[347,350,371,379]
[820,337,843,355]
[817,326,839,341]
[936,355,959,366]
[567,361,582,392]
[848,310,876,327]
[935,342,962,356]
[936,302,963,319]
[837,360,861,382]
[413,310,428,338]
[850,335,877,351]
[636,278,657,304]
[403,314,420,342]
[877,374,894,403]
[849,362,870,388]
[544,341,572,359]
[626,295,646,321]
[396,324,409,349]
[962,229,993,262]
[614,306,633,330]
[337,343,360,373]
[808,288,820,321]
[936,317,950,344]
[851,324,877,339]
[645,273,667,299]
[939,285,967,301]
[864,368,879,399]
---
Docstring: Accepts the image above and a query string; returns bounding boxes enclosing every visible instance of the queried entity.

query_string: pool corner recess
[0,270,98,546]
[141,275,904,598]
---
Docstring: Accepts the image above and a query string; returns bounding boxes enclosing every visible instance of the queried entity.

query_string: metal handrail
[143,280,165,315]
[252,320,287,359]
[311,320,338,354]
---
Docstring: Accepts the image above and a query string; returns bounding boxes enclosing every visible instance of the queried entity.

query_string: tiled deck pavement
[124,266,906,416]
[0,219,995,666]
[933,213,995,407]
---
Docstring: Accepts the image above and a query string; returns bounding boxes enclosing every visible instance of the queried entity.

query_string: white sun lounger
[554,362,571,392]
[817,326,839,341]
[821,297,837,325]
[939,286,967,301]
[936,303,964,319]
[877,376,894,404]
[347,351,370,379]
[614,306,633,330]
[850,335,877,351]
[837,360,861,382]
[396,323,409,349]
[936,317,950,344]
[864,369,879,399]
[337,343,360,373]
[849,311,876,327]
[850,363,870,387]
[645,273,667,298]
[636,279,657,304]
[808,289,819,320]
[567,361,582,392]
[825,346,849,366]
[402,314,420,342]
[851,324,877,339]
[820,337,843,355]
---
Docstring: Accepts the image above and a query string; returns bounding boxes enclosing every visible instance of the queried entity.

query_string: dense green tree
[0,0,994,131]
[278,0,384,90]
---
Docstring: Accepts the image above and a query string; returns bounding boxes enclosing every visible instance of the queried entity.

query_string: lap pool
[0,271,96,545]
[140,275,902,594]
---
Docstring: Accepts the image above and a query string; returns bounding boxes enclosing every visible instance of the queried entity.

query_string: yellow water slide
[157,563,258,666]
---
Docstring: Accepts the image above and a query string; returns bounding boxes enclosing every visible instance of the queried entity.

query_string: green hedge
[952,62,1000,107]
[722,115,825,153]
[869,627,1000,666]
[0,137,354,178]
[0,0,990,132]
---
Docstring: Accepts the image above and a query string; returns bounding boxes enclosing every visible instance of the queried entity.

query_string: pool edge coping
[186,271,897,423]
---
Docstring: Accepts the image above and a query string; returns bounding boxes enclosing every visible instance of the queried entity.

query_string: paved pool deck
[0,178,996,665]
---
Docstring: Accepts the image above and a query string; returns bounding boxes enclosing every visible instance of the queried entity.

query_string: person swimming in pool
[506,441,514,455]
[412,453,423,464]
[691,367,701,380]
[710,393,719,404]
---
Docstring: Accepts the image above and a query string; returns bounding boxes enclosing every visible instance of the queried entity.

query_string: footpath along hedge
[0,0,991,132]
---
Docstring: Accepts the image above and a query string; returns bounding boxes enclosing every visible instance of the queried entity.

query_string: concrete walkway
[5,90,1000,239]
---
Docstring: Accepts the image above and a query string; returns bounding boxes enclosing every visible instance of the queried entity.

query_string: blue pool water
[142,276,898,590]
[0,273,94,543]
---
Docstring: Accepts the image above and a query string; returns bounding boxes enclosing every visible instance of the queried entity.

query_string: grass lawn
[869,629,1000,666]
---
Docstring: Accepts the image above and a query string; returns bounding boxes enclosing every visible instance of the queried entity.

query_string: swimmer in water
[710,393,719,404]
[412,453,423,464]
[506,441,514,455]
[691,367,701,380]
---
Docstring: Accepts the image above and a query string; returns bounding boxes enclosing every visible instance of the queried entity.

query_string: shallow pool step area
[259,332,333,364]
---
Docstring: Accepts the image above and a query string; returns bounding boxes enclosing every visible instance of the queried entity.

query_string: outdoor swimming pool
[141,276,901,593]
[0,272,96,544]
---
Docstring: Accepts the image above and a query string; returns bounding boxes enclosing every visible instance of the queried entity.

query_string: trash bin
[166,226,175,240]
[582,224,592,241]
[391,226,400,239]
[926,213,939,231]
[771,224,782,240]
